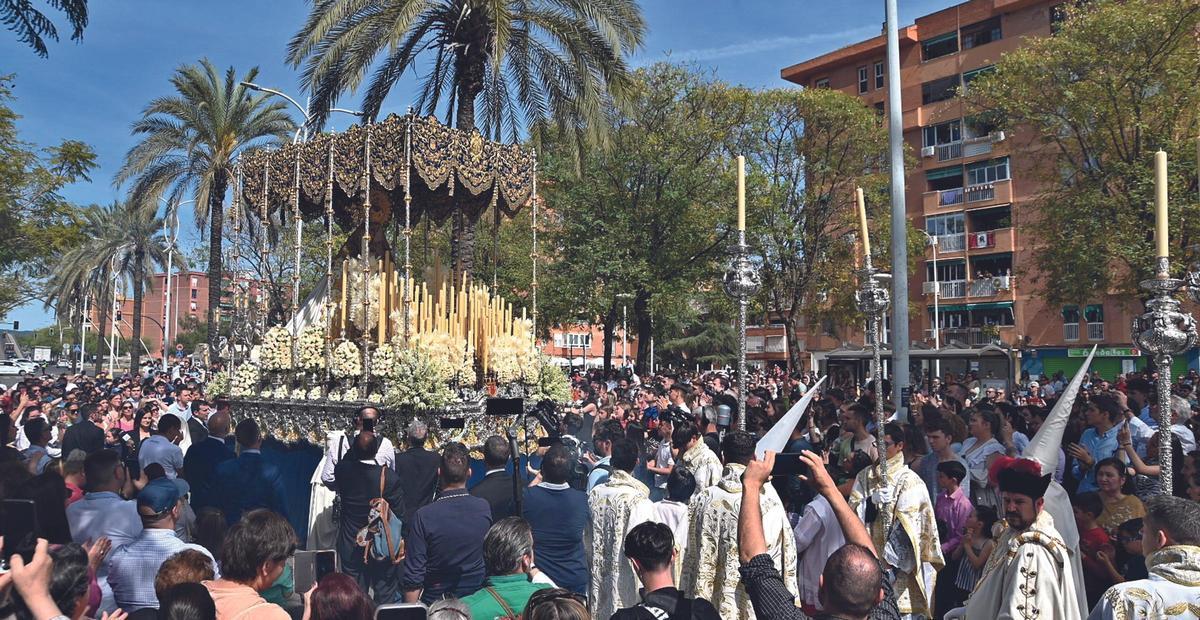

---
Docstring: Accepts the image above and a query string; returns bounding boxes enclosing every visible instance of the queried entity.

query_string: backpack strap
[486,586,518,619]
[638,604,671,620]
[378,464,386,498]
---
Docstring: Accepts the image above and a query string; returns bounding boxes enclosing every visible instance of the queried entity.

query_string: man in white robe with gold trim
[680,431,798,620]
[1089,494,1200,620]
[849,422,943,619]
[946,456,1082,620]
[586,437,658,620]
[676,419,723,492]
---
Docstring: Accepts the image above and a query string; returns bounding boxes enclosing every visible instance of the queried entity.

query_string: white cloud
[641,24,880,64]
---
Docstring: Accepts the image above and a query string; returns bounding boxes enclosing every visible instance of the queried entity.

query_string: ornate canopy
[238,113,537,227]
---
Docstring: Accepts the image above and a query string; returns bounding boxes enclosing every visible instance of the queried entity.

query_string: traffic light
[11,321,17,330]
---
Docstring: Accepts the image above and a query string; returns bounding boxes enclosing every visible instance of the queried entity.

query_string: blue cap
[137,477,190,515]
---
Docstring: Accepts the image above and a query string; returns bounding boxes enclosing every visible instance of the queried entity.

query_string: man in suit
[394,419,441,527]
[470,435,517,519]
[182,411,235,512]
[214,418,287,523]
[185,399,212,444]
[335,431,405,603]
[61,402,105,456]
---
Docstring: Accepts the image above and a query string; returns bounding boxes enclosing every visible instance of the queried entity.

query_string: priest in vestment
[946,457,1082,620]
[680,431,798,620]
[1089,494,1200,619]
[675,419,723,492]
[586,437,658,620]
[849,423,943,619]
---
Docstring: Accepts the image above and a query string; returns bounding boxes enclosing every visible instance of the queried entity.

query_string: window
[921,32,959,61]
[190,301,197,312]
[922,120,962,147]
[962,65,996,88]
[962,17,1001,49]
[967,157,1010,185]
[926,165,964,191]
[921,75,961,104]
[874,62,885,89]
[1085,304,1104,340]
[964,113,1002,139]
[190,289,198,299]
[926,213,965,236]
[814,78,831,89]
[857,67,869,93]
[873,102,885,125]
[927,260,966,282]
[190,277,199,287]
[565,333,591,348]
[1062,305,1080,340]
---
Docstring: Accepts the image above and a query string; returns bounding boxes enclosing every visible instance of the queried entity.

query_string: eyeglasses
[1117,532,1142,542]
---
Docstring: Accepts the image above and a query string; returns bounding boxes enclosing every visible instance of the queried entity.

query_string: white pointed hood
[1024,345,1097,474]
[756,375,827,459]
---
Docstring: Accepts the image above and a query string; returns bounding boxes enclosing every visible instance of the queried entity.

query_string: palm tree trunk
[453,55,483,282]
[130,254,144,374]
[93,296,108,377]
[206,172,228,359]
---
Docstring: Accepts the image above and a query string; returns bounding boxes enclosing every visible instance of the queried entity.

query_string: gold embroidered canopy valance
[238,113,536,225]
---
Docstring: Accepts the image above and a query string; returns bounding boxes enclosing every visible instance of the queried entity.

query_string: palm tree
[96,201,173,373]
[116,60,295,355]
[1,0,88,57]
[45,205,117,376]
[286,0,646,277]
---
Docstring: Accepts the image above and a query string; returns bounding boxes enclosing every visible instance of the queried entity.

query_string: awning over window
[926,165,963,181]
[935,301,1013,313]
[1085,304,1104,322]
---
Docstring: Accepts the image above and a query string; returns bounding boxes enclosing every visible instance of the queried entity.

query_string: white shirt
[166,402,191,422]
[793,495,845,609]
[318,430,395,488]
[1172,424,1197,453]
[138,435,184,478]
[67,491,144,613]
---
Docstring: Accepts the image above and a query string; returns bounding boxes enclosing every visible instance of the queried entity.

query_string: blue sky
[3,0,957,329]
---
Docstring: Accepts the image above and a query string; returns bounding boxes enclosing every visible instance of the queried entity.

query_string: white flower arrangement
[384,347,457,411]
[260,326,294,371]
[332,341,363,379]
[297,325,326,371]
[265,385,290,400]
[207,371,230,397]
[307,386,325,400]
[372,343,398,379]
[487,333,538,384]
[344,257,382,332]
[341,386,361,402]
[530,354,571,403]
[231,365,261,397]
[289,387,308,400]
[411,331,474,384]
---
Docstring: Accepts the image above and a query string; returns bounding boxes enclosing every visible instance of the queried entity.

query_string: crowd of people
[2,358,1200,620]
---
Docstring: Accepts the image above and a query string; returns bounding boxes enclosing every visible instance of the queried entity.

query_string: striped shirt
[107,528,218,612]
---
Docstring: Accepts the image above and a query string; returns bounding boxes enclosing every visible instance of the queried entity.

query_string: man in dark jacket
[469,435,517,519]
[182,411,234,512]
[61,403,105,456]
[214,418,287,523]
[523,444,589,594]
[335,431,406,604]
[612,522,720,620]
[393,419,441,526]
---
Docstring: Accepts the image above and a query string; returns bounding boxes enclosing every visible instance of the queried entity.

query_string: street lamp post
[161,198,194,373]
[921,232,941,389]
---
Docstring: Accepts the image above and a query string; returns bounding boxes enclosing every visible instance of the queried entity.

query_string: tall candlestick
[856,187,871,258]
[339,259,349,335]
[737,155,746,232]
[1155,150,1169,261]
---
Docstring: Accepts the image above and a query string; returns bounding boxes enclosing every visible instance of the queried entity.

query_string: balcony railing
[937,142,963,161]
[939,188,965,206]
[939,280,967,298]
[1087,322,1104,341]
[938,233,966,252]
[966,183,996,203]
[962,135,994,158]
[933,327,1003,346]
[1064,323,1080,341]
[969,275,1012,297]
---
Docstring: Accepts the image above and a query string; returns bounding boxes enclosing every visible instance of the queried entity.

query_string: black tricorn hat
[993,456,1052,500]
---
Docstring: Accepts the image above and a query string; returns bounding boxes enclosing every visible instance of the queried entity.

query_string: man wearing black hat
[945,456,1082,619]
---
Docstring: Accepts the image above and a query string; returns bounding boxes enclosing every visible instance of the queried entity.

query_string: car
[0,360,29,375]
[10,359,40,373]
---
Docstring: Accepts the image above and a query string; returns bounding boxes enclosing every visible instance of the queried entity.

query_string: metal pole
[109,256,118,376]
[931,235,940,385]
[622,304,627,367]
[884,0,910,419]
[79,294,88,374]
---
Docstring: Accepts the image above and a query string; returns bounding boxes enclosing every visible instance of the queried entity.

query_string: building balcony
[923,187,965,211]
[968,275,1013,298]
[923,279,967,299]
[936,233,966,253]
[929,326,1013,347]
[964,178,1012,208]
[962,134,994,159]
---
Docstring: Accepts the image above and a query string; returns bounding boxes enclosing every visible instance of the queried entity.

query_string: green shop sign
[1067,347,1140,358]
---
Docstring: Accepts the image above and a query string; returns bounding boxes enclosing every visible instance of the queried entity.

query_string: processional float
[214,113,566,451]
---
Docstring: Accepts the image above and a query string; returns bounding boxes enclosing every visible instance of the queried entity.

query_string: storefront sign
[1067,347,1140,358]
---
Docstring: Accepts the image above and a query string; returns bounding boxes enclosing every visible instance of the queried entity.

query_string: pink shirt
[935,485,974,555]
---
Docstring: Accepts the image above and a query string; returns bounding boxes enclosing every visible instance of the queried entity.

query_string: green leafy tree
[286,0,647,278]
[538,63,755,372]
[964,0,1200,304]
[116,60,295,355]
[0,74,94,320]
[1,0,87,57]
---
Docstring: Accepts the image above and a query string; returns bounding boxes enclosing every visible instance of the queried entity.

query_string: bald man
[182,410,235,512]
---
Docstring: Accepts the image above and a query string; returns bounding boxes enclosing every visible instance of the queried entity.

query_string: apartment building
[780,0,1181,380]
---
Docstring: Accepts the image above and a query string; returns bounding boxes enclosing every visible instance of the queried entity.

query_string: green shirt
[460,574,551,620]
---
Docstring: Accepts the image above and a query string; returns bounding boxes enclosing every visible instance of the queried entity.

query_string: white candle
[856,187,871,257]
[737,155,746,232]
[1155,150,1169,260]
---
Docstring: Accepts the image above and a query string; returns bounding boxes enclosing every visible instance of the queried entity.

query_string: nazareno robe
[679,463,798,620]
[949,509,1083,620]
[585,469,658,620]
[849,452,945,618]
